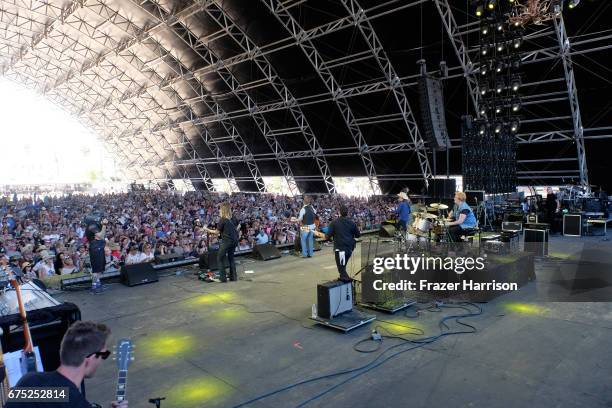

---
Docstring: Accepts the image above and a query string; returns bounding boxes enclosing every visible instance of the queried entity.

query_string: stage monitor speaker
[121,263,158,287]
[253,243,281,261]
[563,214,582,237]
[418,75,450,150]
[429,179,456,199]
[524,228,549,256]
[199,249,229,271]
[379,224,396,237]
[317,280,353,319]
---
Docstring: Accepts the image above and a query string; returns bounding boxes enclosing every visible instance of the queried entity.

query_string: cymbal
[429,203,449,210]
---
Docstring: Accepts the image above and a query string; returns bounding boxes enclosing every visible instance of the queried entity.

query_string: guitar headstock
[114,338,133,371]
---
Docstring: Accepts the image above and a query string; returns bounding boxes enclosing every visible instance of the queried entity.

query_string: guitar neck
[116,369,128,402]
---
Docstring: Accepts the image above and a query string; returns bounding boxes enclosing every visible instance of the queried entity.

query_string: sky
[0,77,120,185]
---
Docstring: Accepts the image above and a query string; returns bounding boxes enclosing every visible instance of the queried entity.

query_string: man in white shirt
[255,230,269,245]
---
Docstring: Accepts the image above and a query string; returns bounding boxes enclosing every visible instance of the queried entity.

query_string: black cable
[232,302,483,408]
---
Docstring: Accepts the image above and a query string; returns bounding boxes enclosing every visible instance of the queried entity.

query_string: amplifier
[317,281,353,319]
[527,213,538,223]
[524,222,549,231]
[524,228,548,256]
[563,213,582,237]
[502,221,523,233]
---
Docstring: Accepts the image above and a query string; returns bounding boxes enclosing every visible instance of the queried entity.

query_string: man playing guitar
[295,196,317,258]
[5,321,127,408]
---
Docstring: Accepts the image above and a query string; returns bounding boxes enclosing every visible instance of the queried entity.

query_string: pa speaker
[121,263,158,287]
[418,75,450,150]
[379,224,396,237]
[253,243,281,261]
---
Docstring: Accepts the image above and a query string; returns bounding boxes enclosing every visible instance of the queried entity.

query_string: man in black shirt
[315,205,360,282]
[205,203,239,282]
[88,219,107,293]
[545,187,560,233]
[5,321,127,408]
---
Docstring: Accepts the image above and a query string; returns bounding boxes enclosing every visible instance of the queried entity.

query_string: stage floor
[53,236,612,408]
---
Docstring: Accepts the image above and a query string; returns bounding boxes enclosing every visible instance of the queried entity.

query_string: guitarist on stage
[5,321,128,408]
[297,196,317,258]
[314,205,360,282]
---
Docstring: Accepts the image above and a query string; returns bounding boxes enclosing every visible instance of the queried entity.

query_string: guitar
[9,276,37,375]
[114,339,133,404]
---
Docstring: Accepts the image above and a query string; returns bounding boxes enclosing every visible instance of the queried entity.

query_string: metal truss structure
[0,0,609,192]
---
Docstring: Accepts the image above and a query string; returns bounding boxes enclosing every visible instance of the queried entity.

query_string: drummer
[446,191,478,241]
[394,192,411,232]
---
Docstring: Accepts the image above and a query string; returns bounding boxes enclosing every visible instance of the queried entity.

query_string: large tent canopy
[1,0,611,193]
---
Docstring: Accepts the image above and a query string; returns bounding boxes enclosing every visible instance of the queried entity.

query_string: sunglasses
[87,350,111,360]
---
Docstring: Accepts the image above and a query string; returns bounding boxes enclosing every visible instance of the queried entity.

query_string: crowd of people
[0,190,394,281]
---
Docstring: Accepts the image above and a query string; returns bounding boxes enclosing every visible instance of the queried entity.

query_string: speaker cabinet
[253,243,281,261]
[418,75,450,150]
[379,224,397,237]
[429,179,456,200]
[524,228,549,256]
[317,280,353,319]
[563,214,582,237]
[121,263,158,287]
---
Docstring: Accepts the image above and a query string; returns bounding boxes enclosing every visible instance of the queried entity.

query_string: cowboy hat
[397,192,409,200]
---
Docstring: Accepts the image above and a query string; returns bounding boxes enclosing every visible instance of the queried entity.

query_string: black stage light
[481,45,489,56]
[496,61,504,73]
[482,25,489,35]
[494,122,503,134]
[511,76,521,92]
[488,0,497,10]
[476,5,484,16]
[496,81,504,94]
[511,99,522,112]
[568,0,580,9]
[479,123,487,135]
[513,37,522,49]
[497,42,505,52]
[495,105,502,114]
[510,120,520,133]
[480,82,489,95]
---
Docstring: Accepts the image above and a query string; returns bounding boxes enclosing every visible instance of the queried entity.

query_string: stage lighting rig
[488,0,497,10]
[568,0,580,9]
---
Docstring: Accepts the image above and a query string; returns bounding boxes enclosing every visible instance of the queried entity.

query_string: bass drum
[414,218,432,233]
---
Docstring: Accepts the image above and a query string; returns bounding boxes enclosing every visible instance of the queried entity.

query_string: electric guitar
[9,276,37,375]
[115,339,133,404]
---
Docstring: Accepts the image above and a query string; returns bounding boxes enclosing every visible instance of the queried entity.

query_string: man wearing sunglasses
[5,321,128,408]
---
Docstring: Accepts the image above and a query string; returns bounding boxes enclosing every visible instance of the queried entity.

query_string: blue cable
[232,302,482,408]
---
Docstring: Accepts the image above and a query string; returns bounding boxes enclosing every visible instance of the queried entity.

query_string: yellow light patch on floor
[185,291,236,306]
[139,332,197,359]
[502,302,548,316]
[164,376,232,407]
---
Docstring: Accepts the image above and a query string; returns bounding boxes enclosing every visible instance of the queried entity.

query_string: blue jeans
[300,230,314,257]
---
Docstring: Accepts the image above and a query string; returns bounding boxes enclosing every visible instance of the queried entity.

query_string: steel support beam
[433,0,479,115]
[340,0,432,189]
[554,15,589,191]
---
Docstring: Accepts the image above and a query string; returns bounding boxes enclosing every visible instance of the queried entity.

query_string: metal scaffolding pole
[553,15,589,190]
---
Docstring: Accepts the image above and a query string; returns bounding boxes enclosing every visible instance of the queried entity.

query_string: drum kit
[396,203,454,250]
